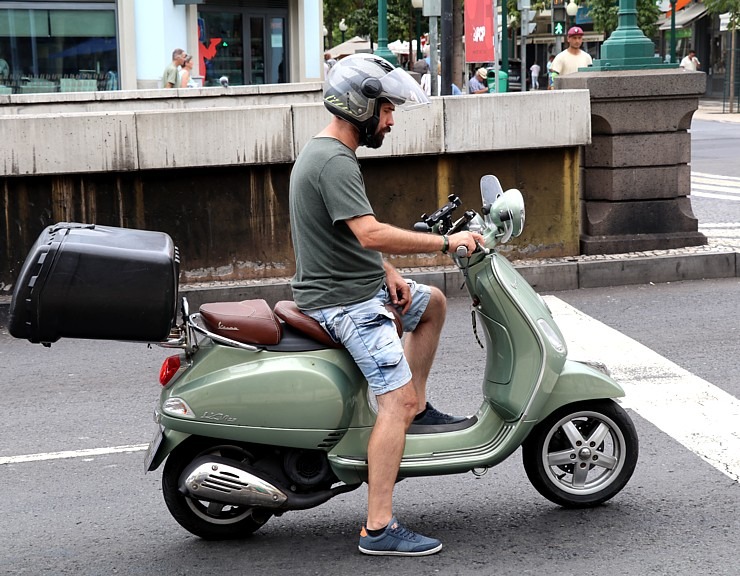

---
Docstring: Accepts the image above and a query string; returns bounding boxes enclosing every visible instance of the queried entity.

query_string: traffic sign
[553,21,566,35]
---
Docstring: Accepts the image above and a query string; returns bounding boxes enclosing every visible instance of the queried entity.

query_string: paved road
[2,282,740,575]
[1,110,738,576]
[691,117,740,250]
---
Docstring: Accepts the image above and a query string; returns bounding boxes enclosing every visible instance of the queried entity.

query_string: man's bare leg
[403,287,447,412]
[365,382,417,530]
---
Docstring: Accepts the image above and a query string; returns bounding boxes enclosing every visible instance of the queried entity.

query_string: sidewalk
[1,100,738,325]
[695,98,740,123]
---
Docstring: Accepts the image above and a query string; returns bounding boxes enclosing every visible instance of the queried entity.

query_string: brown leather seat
[200,300,282,345]
[273,301,341,348]
[273,301,403,349]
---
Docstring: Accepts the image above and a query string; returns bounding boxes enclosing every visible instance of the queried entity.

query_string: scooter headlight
[536,318,566,355]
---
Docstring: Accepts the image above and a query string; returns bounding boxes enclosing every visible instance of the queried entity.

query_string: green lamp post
[589,0,676,70]
[375,0,398,66]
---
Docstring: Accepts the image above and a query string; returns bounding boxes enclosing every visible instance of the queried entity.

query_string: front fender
[536,359,625,422]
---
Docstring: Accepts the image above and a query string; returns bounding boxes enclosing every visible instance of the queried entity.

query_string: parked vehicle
[9,175,639,540]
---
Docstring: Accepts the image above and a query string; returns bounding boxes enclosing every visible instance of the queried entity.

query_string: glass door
[198,11,243,87]
[269,17,286,84]
[249,17,264,84]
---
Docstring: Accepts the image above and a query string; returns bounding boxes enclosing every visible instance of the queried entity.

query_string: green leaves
[323,0,426,47]
[584,0,661,38]
[704,0,740,30]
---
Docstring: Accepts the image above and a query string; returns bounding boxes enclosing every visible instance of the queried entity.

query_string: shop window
[198,7,286,87]
[0,8,118,95]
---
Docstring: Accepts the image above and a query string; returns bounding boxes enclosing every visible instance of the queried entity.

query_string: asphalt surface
[2,284,740,575]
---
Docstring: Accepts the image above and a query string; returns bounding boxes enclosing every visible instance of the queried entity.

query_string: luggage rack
[158,297,263,354]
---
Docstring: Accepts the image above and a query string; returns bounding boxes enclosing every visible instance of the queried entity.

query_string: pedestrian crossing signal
[553,21,566,35]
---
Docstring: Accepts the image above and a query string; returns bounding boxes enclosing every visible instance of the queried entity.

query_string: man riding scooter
[289,54,484,556]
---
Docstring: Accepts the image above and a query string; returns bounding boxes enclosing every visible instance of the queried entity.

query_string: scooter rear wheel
[522,399,638,508]
[162,438,273,540]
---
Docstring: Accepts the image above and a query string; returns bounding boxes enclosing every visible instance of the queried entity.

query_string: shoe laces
[425,405,452,420]
[388,522,418,541]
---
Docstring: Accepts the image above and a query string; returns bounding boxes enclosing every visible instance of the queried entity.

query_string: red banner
[465,0,495,64]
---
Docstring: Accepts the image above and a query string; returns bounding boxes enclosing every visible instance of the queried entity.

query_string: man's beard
[365,126,390,149]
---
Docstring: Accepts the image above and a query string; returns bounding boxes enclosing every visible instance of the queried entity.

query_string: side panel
[159,343,368,450]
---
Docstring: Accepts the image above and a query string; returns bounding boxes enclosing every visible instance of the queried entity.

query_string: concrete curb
[2,247,736,330]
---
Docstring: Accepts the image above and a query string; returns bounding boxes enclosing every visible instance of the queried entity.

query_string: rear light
[159,354,181,386]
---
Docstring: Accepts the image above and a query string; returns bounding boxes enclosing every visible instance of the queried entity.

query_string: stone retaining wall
[0,86,591,293]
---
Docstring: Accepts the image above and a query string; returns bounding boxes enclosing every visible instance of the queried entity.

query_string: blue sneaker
[358,517,443,556]
[413,402,466,426]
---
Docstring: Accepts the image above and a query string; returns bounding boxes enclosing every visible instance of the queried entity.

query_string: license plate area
[144,425,165,472]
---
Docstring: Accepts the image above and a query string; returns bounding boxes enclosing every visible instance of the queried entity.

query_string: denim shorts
[304,281,431,395]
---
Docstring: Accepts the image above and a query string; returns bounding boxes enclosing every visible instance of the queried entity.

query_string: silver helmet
[323,54,429,147]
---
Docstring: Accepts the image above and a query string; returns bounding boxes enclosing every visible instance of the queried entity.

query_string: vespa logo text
[217,321,239,331]
[202,411,238,423]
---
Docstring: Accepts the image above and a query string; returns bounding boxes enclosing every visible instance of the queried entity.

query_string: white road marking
[0,444,148,465]
[692,171,740,201]
[545,296,740,484]
[692,171,740,183]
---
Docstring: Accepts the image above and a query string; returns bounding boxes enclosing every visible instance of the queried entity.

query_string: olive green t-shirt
[162,62,178,88]
[289,137,384,310]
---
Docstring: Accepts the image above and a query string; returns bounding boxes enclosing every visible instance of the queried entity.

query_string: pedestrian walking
[530,62,541,90]
[162,48,187,89]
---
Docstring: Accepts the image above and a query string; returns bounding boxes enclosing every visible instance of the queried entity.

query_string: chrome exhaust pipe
[179,455,362,511]
[180,456,288,509]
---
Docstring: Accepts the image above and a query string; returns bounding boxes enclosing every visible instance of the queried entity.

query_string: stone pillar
[559,69,708,254]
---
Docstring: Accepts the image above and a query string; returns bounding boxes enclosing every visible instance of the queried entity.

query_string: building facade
[0,0,323,95]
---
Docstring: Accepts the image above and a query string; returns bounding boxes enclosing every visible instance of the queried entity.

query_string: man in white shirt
[680,50,700,71]
[530,62,541,89]
[550,26,592,87]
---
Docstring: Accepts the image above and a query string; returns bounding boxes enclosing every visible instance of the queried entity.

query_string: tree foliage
[703,0,740,30]
[323,0,425,47]
[507,0,662,40]
[584,0,663,38]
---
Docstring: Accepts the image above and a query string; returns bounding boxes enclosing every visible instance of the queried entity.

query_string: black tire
[162,438,272,540]
[522,400,638,508]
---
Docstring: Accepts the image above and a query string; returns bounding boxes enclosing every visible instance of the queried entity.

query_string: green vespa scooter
[144,175,638,540]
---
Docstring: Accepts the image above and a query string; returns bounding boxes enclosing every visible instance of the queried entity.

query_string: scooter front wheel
[162,438,273,540]
[522,400,638,508]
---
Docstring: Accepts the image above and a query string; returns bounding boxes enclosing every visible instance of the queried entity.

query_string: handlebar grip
[455,245,469,258]
[413,222,431,232]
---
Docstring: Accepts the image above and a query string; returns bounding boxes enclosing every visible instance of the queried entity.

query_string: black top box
[9,223,180,344]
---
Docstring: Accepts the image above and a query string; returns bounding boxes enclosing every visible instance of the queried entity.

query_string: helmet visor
[379,67,430,109]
